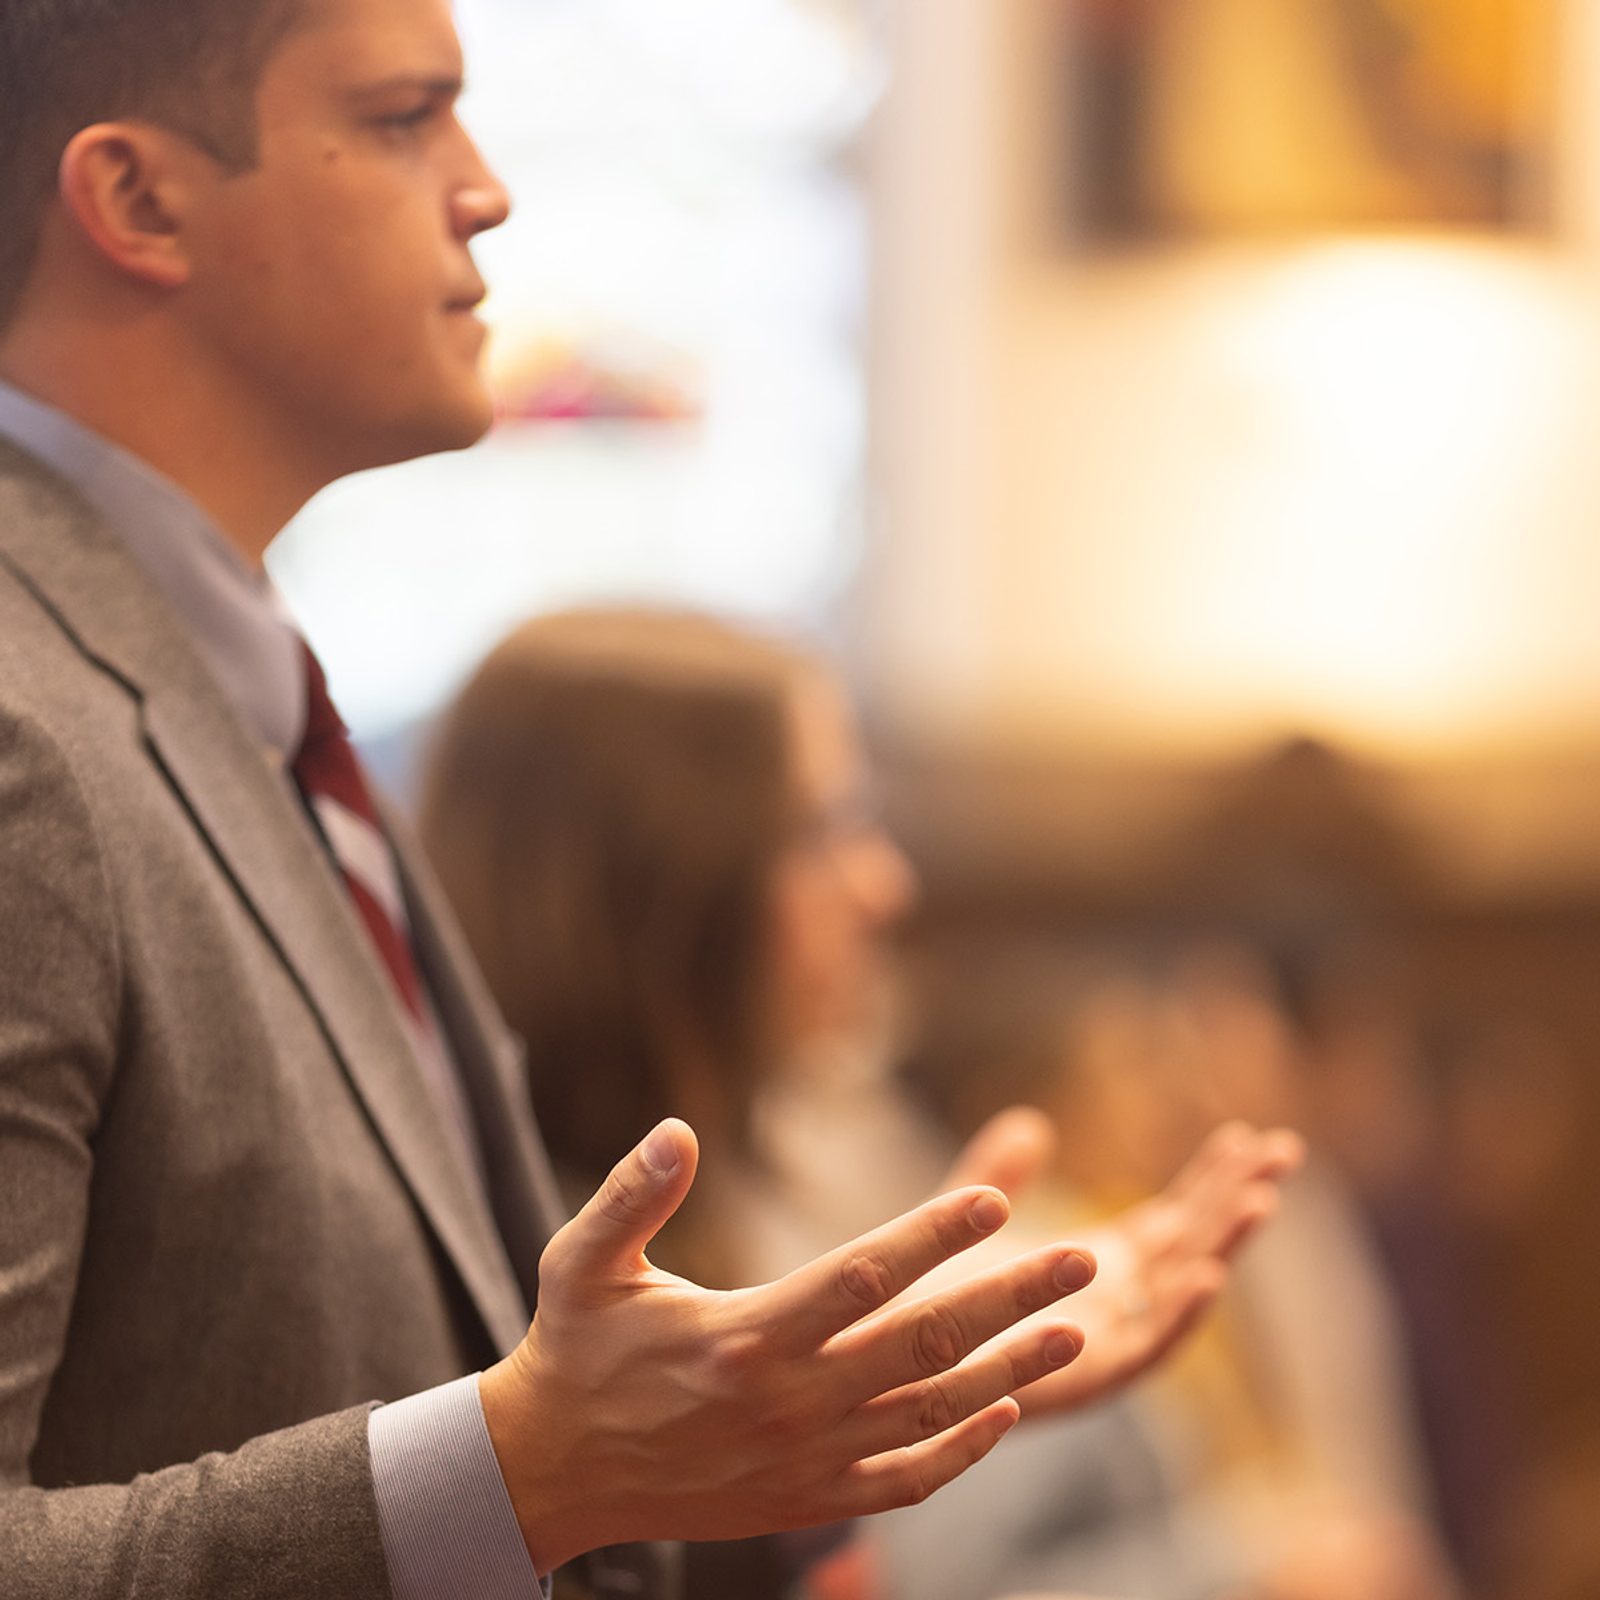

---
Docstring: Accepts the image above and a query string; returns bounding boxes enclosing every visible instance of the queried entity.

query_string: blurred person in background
[1262,955,1558,1599]
[900,945,1466,1600]
[420,606,934,1288]
[419,606,1303,1599]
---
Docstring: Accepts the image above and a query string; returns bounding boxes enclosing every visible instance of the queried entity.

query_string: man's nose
[454,142,513,238]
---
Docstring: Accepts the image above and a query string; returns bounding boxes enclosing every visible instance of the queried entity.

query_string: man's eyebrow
[344,73,465,103]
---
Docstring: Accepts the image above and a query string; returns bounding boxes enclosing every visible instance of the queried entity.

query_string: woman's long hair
[418,608,811,1281]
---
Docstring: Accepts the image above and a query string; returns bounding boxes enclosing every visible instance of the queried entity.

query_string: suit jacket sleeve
[0,706,391,1599]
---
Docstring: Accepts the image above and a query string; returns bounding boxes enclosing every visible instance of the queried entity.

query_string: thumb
[941,1105,1057,1200]
[549,1118,700,1281]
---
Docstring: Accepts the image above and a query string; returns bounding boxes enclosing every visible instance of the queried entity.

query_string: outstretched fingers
[1164,1123,1304,1262]
[824,1244,1096,1407]
[1164,1120,1255,1205]
[762,1186,1015,1353]
[839,1317,1083,1460]
[831,1397,1024,1518]
[1170,1122,1302,1198]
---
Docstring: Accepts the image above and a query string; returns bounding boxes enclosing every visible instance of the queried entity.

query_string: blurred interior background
[271,3,1597,1597]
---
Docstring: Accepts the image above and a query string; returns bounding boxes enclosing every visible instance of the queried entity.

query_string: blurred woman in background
[417,606,1312,1599]
[417,607,928,1289]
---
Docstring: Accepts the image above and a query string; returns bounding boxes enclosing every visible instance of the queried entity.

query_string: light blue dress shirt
[0,379,548,1600]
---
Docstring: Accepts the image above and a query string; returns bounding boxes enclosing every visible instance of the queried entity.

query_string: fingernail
[642,1123,680,1177]
[1045,1330,1080,1366]
[1054,1251,1095,1291]
[970,1193,1006,1232]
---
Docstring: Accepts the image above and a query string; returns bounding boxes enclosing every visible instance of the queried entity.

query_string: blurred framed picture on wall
[1066,0,1560,242]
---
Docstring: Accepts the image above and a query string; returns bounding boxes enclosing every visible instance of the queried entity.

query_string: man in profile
[0,3,1296,1598]
[0,2,1098,1595]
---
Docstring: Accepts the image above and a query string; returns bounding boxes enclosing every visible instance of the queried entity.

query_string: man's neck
[0,329,327,570]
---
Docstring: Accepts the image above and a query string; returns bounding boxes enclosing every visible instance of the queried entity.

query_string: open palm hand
[942,1110,1304,1416]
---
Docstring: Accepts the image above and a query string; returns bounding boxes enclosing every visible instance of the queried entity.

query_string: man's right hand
[479,1117,1094,1575]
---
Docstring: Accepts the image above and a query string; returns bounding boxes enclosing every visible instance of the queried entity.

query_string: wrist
[479,1348,608,1575]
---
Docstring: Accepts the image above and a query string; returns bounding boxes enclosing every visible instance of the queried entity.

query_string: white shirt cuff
[369,1374,551,1600]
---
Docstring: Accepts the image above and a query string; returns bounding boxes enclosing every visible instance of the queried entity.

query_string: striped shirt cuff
[370,1375,550,1600]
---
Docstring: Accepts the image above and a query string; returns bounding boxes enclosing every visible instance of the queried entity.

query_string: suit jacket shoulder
[0,441,527,1598]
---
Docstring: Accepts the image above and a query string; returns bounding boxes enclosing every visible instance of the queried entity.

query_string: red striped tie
[291,642,488,1188]
[292,641,429,1024]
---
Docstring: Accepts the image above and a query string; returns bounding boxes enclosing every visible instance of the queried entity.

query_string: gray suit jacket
[0,440,685,1598]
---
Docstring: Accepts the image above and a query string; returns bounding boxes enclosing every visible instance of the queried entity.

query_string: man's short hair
[0,0,307,330]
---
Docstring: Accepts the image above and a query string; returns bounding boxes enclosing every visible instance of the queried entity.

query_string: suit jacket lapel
[385,800,568,1316]
[0,443,531,1356]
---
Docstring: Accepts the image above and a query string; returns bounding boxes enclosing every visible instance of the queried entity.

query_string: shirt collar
[0,379,307,761]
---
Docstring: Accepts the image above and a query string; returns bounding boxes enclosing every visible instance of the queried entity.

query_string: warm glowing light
[991,239,1600,757]
[1183,241,1597,748]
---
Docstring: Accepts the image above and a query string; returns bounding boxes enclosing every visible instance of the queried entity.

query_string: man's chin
[432,405,497,455]
[427,383,499,452]
[365,395,498,470]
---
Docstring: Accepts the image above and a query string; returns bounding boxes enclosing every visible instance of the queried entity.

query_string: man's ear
[57,123,198,292]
